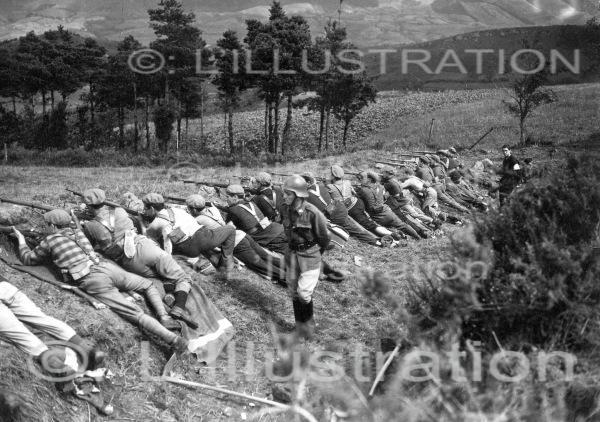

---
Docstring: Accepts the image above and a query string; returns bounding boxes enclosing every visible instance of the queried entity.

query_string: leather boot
[171,336,190,354]
[292,298,303,323]
[68,335,106,370]
[295,300,315,341]
[137,314,178,345]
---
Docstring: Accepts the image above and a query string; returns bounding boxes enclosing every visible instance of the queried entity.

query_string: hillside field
[0,82,599,421]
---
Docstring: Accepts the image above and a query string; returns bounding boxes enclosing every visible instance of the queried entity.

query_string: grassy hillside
[1,80,599,420]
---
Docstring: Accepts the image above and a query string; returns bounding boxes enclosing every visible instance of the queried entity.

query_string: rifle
[394,153,425,158]
[163,195,229,212]
[65,189,143,218]
[271,172,325,183]
[375,160,416,168]
[0,226,45,239]
[183,180,229,189]
[0,197,54,212]
[382,159,418,165]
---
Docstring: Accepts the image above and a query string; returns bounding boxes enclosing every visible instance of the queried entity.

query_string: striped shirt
[19,228,98,270]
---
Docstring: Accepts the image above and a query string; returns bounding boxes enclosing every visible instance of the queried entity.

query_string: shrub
[401,155,600,351]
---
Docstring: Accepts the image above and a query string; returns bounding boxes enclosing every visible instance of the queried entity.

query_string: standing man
[80,188,192,326]
[499,144,522,205]
[142,193,236,280]
[12,210,188,352]
[279,175,330,340]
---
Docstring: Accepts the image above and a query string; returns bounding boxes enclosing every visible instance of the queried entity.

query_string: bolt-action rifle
[163,195,229,212]
[270,172,325,183]
[182,180,230,189]
[0,197,54,212]
[0,226,45,239]
[65,189,143,218]
[374,160,416,168]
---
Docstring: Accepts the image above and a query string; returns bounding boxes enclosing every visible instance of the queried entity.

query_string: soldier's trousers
[0,281,76,356]
[386,197,433,236]
[286,245,322,304]
[327,202,379,245]
[433,183,469,213]
[120,236,192,293]
[233,235,286,281]
[78,261,177,345]
[369,205,421,240]
[347,199,380,234]
[176,226,236,268]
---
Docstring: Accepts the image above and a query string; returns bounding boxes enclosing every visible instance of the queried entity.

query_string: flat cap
[437,149,452,158]
[142,193,165,206]
[331,165,344,179]
[366,171,380,183]
[301,171,316,183]
[83,188,106,205]
[381,166,396,175]
[44,209,71,226]
[226,184,245,196]
[449,147,457,154]
[256,172,272,186]
[186,194,206,209]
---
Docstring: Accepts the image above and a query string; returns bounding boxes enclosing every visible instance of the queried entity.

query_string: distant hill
[0,0,597,46]
[365,24,600,90]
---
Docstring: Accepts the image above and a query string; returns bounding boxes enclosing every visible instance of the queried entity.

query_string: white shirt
[146,207,200,254]
[194,206,246,247]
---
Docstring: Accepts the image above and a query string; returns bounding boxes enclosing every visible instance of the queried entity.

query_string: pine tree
[214,30,247,154]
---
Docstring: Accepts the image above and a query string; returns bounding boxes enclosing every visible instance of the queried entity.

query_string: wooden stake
[368,345,400,397]
[161,377,318,422]
[427,118,435,143]
[469,127,495,151]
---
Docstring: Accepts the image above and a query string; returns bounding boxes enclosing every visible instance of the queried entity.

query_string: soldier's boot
[399,224,421,240]
[169,291,190,323]
[294,299,315,341]
[374,226,393,237]
[216,255,235,281]
[146,286,181,331]
[68,335,106,370]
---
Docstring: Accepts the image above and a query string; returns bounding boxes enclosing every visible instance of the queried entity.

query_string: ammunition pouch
[167,227,189,245]
[61,260,92,283]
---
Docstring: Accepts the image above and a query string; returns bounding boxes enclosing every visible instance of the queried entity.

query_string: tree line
[0,0,377,156]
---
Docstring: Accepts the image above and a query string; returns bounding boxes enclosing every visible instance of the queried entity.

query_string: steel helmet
[283,174,309,198]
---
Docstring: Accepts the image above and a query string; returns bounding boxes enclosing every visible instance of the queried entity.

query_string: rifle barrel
[66,189,141,217]
[183,180,229,188]
[0,197,54,212]
[164,195,186,203]
[0,226,43,238]
[376,161,415,167]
